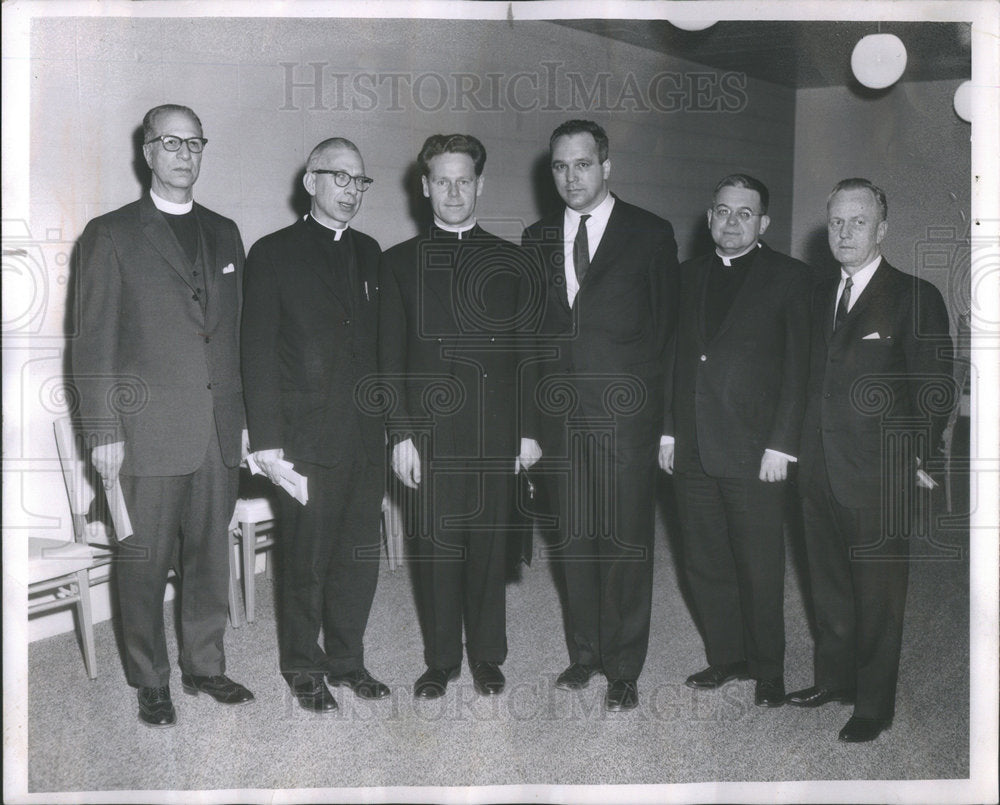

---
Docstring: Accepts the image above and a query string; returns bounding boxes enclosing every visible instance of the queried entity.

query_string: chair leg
[264,546,274,580]
[228,531,242,628]
[242,522,257,623]
[75,569,97,680]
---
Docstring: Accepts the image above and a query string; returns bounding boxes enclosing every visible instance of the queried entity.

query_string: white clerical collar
[716,241,762,267]
[306,213,348,241]
[150,189,193,215]
[434,219,477,239]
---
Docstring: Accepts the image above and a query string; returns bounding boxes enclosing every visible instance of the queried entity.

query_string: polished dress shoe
[786,685,856,707]
[555,662,600,690]
[754,677,785,707]
[471,661,505,695]
[181,673,255,705]
[413,666,460,699]
[605,679,639,711]
[327,667,390,700]
[838,715,890,743]
[138,686,176,728]
[685,661,749,689]
[287,676,338,713]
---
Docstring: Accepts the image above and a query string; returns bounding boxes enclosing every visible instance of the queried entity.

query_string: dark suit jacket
[798,259,953,509]
[72,194,245,476]
[665,243,812,479]
[520,196,679,453]
[240,217,384,467]
[378,225,527,461]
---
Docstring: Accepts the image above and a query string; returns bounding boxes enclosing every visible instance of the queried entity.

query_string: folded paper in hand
[107,478,134,540]
[246,453,309,505]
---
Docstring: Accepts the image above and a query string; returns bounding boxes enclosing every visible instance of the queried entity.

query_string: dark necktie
[834,276,853,331]
[573,214,592,284]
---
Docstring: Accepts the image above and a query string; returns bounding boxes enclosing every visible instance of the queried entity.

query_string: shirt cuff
[764,448,797,462]
[660,434,675,447]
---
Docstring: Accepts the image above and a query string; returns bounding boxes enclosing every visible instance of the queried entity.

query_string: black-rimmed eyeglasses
[311,169,374,192]
[145,135,209,153]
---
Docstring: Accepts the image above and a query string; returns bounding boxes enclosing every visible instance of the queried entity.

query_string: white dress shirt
[833,255,882,328]
[563,193,615,307]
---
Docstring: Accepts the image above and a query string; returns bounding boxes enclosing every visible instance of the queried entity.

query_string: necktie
[573,214,591,284]
[834,276,853,331]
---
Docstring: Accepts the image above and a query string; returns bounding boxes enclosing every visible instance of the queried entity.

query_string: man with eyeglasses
[241,137,389,712]
[379,134,541,700]
[660,174,811,709]
[73,104,254,728]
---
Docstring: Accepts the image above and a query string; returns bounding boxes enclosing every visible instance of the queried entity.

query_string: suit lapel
[821,275,839,346]
[197,206,221,332]
[831,259,892,347]
[581,200,627,291]
[139,194,196,291]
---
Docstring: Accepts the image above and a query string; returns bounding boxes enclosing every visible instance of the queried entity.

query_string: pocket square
[862,332,881,340]
[222,263,235,274]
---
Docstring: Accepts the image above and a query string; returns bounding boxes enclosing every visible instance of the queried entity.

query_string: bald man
[242,138,389,712]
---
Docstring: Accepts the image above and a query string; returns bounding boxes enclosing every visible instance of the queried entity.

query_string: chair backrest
[53,418,114,547]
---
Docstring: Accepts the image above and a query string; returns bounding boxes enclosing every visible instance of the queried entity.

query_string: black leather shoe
[685,661,749,689]
[786,685,856,707]
[287,676,338,713]
[138,686,176,728]
[471,661,505,695]
[838,715,890,743]
[327,668,390,700]
[555,662,600,690]
[605,679,639,711]
[413,666,460,699]
[754,677,785,707]
[181,673,255,705]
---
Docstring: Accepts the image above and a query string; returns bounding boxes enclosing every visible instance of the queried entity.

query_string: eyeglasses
[311,169,374,192]
[145,135,208,153]
[712,205,762,223]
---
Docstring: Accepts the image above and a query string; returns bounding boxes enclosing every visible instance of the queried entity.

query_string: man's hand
[516,438,542,473]
[252,448,285,486]
[91,441,125,489]
[658,443,675,474]
[392,438,421,489]
[759,451,789,483]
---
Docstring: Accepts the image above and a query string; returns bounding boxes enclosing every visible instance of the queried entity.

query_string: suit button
[823,392,831,398]
[206,383,212,390]
[437,337,443,343]
[700,354,707,362]
[483,372,488,379]
[342,319,351,326]
[204,336,210,343]
[490,337,495,343]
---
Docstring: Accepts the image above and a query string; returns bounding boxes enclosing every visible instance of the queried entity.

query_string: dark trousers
[546,439,657,681]
[673,471,787,679]
[277,456,383,678]
[410,471,510,669]
[118,423,238,688]
[800,475,910,720]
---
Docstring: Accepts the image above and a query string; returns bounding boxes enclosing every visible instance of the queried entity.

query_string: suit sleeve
[71,217,126,445]
[518,227,544,443]
[765,266,813,456]
[904,279,953,458]
[651,221,680,437]
[240,239,282,451]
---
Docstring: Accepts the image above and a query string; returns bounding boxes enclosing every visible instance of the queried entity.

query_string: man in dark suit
[659,174,812,708]
[241,137,389,712]
[521,120,678,711]
[791,178,953,742]
[379,134,540,699]
[73,104,254,728]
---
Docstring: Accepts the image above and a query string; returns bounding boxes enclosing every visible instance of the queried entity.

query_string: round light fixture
[851,33,907,89]
[669,19,717,32]
[953,80,971,122]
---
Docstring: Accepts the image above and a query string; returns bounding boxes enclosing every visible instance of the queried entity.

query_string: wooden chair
[42,418,116,679]
[228,490,278,626]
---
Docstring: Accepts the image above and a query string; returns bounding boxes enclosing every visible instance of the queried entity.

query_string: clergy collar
[305,213,348,241]
[715,241,762,267]
[150,189,193,215]
[432,220,477,239]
